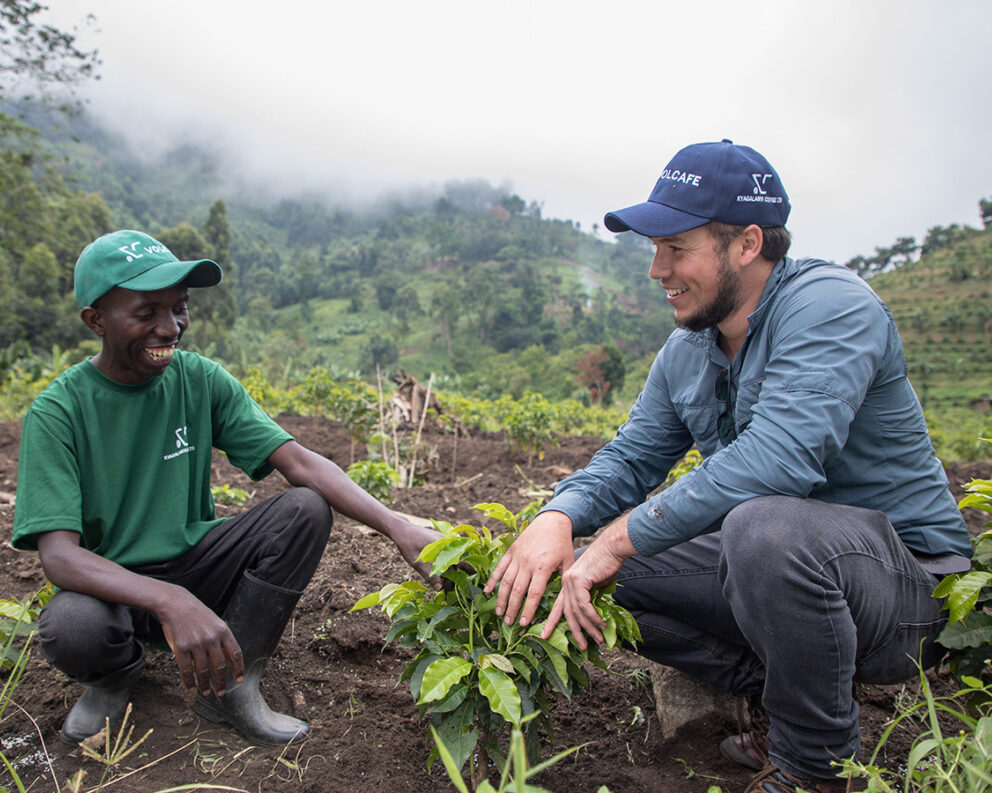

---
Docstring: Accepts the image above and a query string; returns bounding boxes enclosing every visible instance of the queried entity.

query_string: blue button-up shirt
[544,256,971,558]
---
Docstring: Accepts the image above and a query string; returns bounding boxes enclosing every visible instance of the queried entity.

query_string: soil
[0,415,988,793]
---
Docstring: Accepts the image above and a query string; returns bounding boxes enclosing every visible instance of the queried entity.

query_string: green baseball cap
[74,229,222,308]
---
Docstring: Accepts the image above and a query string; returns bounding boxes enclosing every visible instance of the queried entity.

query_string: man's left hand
[542,516,636,650]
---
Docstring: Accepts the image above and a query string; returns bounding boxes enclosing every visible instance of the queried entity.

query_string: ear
[80,306,106,337]
[738,224,764,266]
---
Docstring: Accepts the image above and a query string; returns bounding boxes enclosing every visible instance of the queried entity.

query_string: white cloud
[45,0,992,262]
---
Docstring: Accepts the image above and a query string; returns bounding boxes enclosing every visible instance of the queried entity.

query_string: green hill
[1,105,990,458]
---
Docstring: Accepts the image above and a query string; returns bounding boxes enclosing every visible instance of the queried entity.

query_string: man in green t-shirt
[13,230,440,747]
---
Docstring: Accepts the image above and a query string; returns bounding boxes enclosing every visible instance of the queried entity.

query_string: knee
[284,487,333,549]
[721,496,803,566]
[39,591,135,681]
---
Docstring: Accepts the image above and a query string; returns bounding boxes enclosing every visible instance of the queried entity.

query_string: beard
[673,249,742,333]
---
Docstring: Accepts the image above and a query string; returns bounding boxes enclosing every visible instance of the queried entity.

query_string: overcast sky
[45,0,992,264]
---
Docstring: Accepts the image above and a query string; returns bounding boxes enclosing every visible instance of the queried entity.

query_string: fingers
[543,566,606,651]
[220,636,245,693]
[484,548,513,594]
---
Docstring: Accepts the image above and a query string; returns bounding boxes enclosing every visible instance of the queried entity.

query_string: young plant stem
[375,364,389,464]
[407,372,434,487]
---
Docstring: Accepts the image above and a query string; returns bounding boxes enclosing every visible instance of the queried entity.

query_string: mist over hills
[2,104,990,452]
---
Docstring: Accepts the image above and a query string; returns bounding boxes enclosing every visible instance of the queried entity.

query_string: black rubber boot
[61,644,145,744]
[192,574,309,746]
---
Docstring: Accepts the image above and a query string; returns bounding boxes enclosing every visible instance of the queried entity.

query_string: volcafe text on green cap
[74,230,222,308]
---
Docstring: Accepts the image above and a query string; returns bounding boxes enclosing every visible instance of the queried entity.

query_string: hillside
[1,105,990,455]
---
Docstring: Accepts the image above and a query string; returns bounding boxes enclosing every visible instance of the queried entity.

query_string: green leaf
[473,502,517,530]
[937,610,992,649]
[431,537,478,576]
[938,571,992,624]
[436,699,478,772]
[349,591,382,612]
[419,657,473,704]
[429,726,472,793]
[418,533,462,564]
[383,619,418,645]
[430,683,469,714]
[509,655,532,683]
[409,654,440,700]
[529,637,569,688]
[479,666,522,726]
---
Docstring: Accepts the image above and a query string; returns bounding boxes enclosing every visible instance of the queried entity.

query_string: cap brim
[604,201,710,238]
[118,259,222,292]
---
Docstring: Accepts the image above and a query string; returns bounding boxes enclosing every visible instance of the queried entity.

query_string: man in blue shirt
[485,140,971,793]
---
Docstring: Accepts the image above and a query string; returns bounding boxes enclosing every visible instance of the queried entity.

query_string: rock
[649,663,738,739]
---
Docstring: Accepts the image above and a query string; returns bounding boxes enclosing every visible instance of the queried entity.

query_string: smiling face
[82,285,191,384]
[648,225,743,333]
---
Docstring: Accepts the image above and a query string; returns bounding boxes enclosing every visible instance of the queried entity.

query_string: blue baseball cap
[604,139,790,237]
[74,230,222,308]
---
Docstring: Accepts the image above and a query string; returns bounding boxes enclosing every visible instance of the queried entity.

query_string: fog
[43,0,992,263]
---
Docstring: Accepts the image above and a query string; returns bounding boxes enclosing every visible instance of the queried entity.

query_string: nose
[649,247,670,281]
[155,311,183,339]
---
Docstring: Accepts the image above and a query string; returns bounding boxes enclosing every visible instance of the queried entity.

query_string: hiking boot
[720,694,770,770]
[744,764,857,793]
[61,644,145,744]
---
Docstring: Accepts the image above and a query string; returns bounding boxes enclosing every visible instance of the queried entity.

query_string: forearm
[274,443,408,538]
[38,534,180,617]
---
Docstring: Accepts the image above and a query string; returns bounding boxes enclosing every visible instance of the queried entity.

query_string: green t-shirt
[13,350,293,567]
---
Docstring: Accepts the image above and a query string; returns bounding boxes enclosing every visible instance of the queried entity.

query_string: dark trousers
[39,487,333,684]
[614,496,947,781]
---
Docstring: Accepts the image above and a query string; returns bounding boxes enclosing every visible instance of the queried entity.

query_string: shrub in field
[211,483,250,506]
[836,664,992,792]
[352,503,641,788]
[501,392,558,465]
[346,458,400,500]
[432,720,608,793]
[0,586,51,787]
[934,451,992,693]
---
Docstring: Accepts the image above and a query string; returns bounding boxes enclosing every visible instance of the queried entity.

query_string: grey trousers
[39,487,333,684]
[613,496,947,780]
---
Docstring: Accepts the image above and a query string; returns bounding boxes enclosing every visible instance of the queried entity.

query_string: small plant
[431,719,601,793]
[501,393,558,466]
[352,503,640,788]
[664,448,702,487]
[211,483,251,506]
[346,459,401,500]
[0,586,51,790]
[934,449,992,692]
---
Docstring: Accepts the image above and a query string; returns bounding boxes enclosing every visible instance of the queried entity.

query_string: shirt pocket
[735,377,765,434]
[674,400,721,452]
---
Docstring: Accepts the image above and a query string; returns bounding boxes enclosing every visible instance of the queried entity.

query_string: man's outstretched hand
[484,510,575,627]
[391,520,444,584]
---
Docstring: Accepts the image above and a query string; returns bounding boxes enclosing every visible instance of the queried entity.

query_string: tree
[358,334,398,375]
[204,198,230,265]
[575,343,626,406]
[980,198,992,230]
[0,1,100,106]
